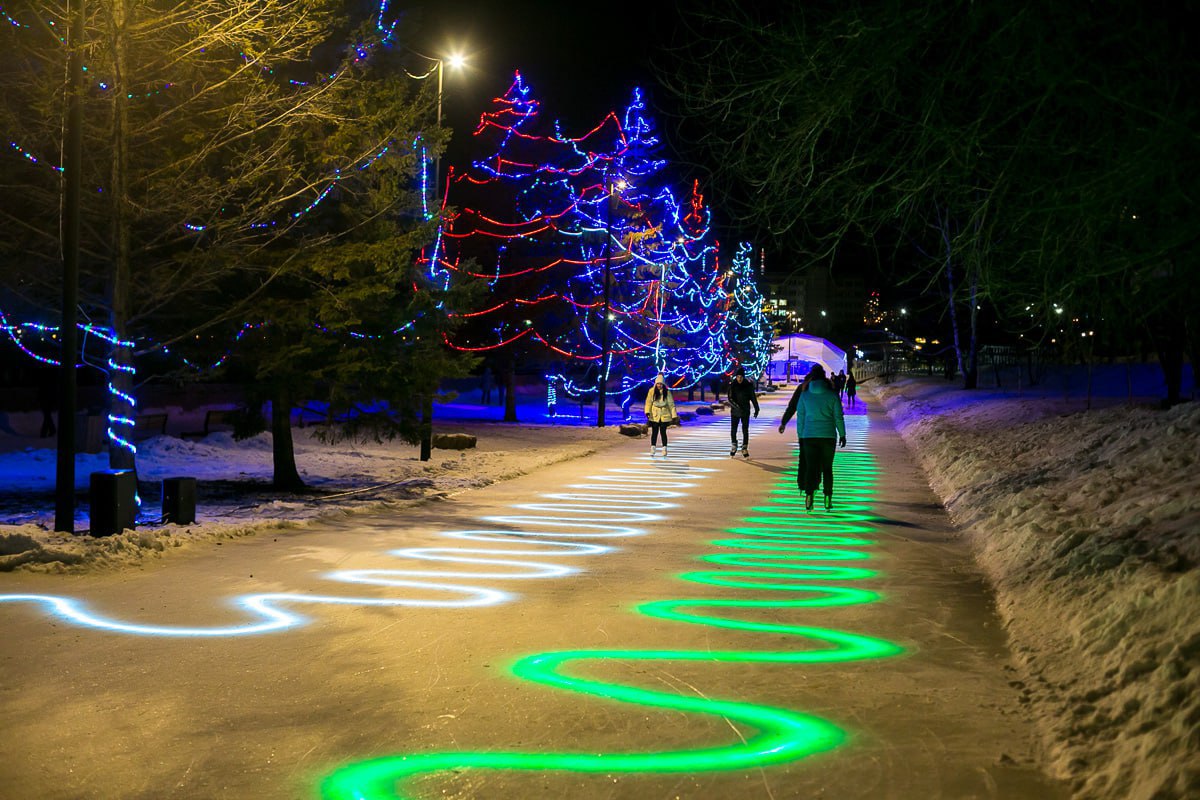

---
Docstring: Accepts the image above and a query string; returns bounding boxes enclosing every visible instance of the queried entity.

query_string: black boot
[805,492,815,512]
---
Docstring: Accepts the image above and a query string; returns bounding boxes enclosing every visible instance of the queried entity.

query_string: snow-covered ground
[869,367,1199,800]
[0,400,629,572]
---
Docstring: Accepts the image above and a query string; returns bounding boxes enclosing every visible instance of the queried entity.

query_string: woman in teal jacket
[778,364,847,510]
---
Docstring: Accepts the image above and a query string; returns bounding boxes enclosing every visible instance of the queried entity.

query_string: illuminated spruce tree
[725,242,773,377]
[433,77,732,415]
[431,73,662,417]
[596,93,732,399]
[430,73,598,418]
[649,178,732,388]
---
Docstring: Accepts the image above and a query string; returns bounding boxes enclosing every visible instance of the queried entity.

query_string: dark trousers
[730,414,750,448]
[649,421,669,446]
[799,437,836,495]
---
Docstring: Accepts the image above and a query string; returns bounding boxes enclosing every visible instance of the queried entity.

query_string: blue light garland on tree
[725,241,774,378]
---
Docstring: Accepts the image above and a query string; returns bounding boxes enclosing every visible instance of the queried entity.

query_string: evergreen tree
[725,242,773,377]
[0,1,474,485]
[601,93,731,398]
[434,76,732,416]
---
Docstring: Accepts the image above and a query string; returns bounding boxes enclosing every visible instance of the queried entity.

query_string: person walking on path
[845,372,858,408]
[727,367,760,458]
[778,364,846,511]
[643,374,678,457]
[833,370,847,401]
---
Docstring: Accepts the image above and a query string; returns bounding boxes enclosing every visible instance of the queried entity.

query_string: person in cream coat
[644,374,678,456]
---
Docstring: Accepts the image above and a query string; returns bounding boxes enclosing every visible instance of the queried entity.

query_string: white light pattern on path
[0,427,741,637]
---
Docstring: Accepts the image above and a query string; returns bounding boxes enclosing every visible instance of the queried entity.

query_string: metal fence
[852,344,1054,389]
[852,344,1194,404]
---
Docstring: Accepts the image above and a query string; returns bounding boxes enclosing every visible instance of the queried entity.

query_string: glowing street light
[407,48,468,203]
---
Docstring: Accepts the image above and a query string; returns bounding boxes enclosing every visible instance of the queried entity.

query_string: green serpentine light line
[321,442,901,800]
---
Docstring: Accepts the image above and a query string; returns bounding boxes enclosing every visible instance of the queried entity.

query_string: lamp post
[408,49,465,459]
[408,51,465,211]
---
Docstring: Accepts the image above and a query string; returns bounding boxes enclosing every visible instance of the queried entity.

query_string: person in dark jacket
[727,367,760,457]
[778,364,847,511]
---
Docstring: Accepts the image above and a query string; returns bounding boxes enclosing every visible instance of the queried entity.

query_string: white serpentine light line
[0,449,721,637]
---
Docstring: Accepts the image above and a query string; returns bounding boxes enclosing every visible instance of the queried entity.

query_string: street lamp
[406,49,467,205]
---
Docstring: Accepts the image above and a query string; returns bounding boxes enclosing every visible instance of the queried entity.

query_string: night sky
[383,0,686,170]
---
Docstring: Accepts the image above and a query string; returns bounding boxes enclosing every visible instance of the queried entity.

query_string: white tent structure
[766,334,847,384]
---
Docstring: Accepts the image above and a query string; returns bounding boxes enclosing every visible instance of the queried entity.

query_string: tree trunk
[1185,310,1199,401]
[1086,359,1094,411]
[54,0,86,533]
[271,386,304,490]
[106,0,135,472]
[1156,339,1184,408]
[503,364,518,422]
[1145,311,1187,407]
[941,211,968,384]
[963,264,979,389]
[419,394,432,461]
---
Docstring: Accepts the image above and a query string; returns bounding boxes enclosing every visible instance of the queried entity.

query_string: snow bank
[871,375,1200,800]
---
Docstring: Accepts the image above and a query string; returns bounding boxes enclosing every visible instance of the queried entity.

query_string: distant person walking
[778,364,847,511]
[727,367,760,458]
[644,374,678,457]
[845,372,858,408]
[833,370,847,401]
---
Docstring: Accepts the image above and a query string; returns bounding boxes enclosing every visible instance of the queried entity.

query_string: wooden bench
[132,412,169,440]
[201,408,238,435]
[183,408,239,438]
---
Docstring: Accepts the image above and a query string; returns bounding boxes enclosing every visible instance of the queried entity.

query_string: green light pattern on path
[320,443,901,800]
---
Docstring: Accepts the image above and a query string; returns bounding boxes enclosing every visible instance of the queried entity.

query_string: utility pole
[55,0,85,533]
